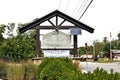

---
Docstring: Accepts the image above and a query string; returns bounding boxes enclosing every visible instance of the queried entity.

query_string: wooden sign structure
[19,10,94,57]
[42,30,71,57]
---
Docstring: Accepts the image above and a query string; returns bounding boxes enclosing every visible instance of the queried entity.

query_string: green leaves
[0,31,36,61]
[38,58,120,80]
[38,58,81,80]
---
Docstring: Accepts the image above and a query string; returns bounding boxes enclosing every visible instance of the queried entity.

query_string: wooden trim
[33,26,78,29]
[41,48,73,50]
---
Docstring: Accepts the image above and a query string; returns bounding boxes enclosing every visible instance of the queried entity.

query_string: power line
[58,0,62,10]
[65,0,71,12]
[76,0,89,19]
[78,0,93,20]
[74,0,86,19]
[72,0,82,16]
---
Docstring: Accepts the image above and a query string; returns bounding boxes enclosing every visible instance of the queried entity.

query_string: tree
[0,24,6,58]
[117,33,120,49]
[103,37,108,44]
[0,24,6,44]
[118,33,120,39]
[87,45,93,55]
[6,23,15,37]
[94,40,104,58]
[78,47,86,56]
[0,22,36,61]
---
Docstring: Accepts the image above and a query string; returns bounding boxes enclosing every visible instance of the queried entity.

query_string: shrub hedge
[38,58,120,80]
[38,58,81,80]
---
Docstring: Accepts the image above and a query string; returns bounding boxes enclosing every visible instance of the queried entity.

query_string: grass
[0,60,39,80]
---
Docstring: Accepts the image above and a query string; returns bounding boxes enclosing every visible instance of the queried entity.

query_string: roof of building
[19,10,94,33]
[111,50,120,54]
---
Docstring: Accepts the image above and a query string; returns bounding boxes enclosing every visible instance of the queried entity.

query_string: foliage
[38,58,120,80]
[78,47,86,55]
[0,23,36,61]
[6,23,15,37]
[82,68,120,80]
[0,24,6,58]
[1,32,36,61]
[78,46,93,55]
[87,45,93,54]
[97,58,110,62]
[94,41,104,57]
[38,58,81,80]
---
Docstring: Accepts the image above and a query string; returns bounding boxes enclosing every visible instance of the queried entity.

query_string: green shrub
[98,58,110,62]
[81,68,120,80]
[38,58,81,80]
[38,58,120,80]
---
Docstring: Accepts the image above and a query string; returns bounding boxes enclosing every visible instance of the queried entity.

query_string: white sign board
[42,30,71,49]
[43,50,70,57]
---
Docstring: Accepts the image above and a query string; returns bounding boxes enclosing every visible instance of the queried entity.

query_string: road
[80,62,120,73]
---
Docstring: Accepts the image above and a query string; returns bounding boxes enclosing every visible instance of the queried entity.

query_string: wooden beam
[58,19,66,26]
[73,35,78,57]
[56,15,58,26]
[36,29,40,57]
[57,12,94,33]
[33,26,78,29]
[48,19,55,26]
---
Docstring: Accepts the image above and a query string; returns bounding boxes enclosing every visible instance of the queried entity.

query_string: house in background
[110,50,120,60]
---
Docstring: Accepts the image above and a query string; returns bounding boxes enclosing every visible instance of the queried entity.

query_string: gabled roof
[19,10,94,33]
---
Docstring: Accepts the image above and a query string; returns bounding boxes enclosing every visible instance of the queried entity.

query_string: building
[110,50,120,60]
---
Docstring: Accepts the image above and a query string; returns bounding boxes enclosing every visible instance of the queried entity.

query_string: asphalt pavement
[80,62,120,73]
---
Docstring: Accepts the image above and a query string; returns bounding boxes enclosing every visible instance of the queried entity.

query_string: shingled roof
[19,10,94,33]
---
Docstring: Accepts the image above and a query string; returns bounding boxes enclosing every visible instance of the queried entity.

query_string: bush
[81,68,120,80]
[38,58,81,80]
[38,58,120,80]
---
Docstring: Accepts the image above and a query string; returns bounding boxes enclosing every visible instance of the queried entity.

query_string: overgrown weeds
[0,60,39,80]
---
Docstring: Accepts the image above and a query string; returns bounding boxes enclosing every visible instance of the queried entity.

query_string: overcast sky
[0,0,120,46]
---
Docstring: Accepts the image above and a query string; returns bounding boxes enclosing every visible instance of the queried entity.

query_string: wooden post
[36,29,40,57]
[73,35,77,57]
[110,51,113,60]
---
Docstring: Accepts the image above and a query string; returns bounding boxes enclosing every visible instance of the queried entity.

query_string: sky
[0,0,120,47]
